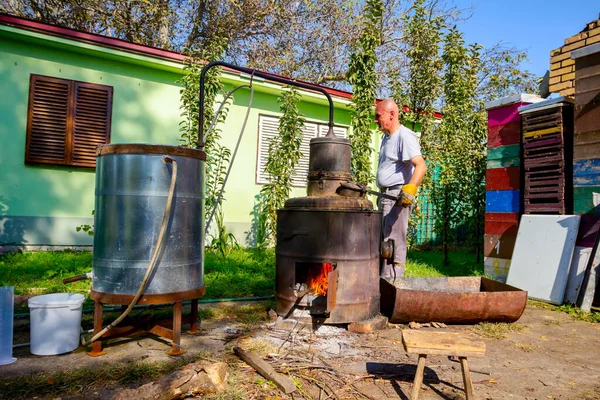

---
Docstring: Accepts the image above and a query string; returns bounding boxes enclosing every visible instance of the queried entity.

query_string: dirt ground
[2,302,600,400]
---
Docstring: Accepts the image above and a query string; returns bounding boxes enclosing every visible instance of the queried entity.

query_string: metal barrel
[92,144,206,298]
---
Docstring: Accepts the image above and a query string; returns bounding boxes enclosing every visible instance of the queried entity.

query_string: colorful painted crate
[518,97,574,215]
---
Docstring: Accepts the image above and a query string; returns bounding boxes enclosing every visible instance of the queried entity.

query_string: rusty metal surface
[284,196,373,211]
[275,209,381,323]
[90,286,206,305]
[326,269,338,313]
[97,144,206,160]
[380,277,527,324]
[306,137,353,197]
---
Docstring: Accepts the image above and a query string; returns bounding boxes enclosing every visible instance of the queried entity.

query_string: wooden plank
[573,186,600,215]
[484,215,519,236]
[522,126,562,138]
[483,234,517,259]
[488,121,520,147]
[411,355,427,400]
[487,157,519,169]
[486,190,520,213]
[233,346,297,394]
[486,167,520,191]
[573,159,600,186]
[484,257,511,281]
[523,137,562,149]
[402,330,486,358]
[487,144,520,160]
[576,215,600,248]
[487,102,524,128]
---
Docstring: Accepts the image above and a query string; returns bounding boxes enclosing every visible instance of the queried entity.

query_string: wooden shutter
[256,115,279,184]
[25,75,71,165]
[25,74,112,168]
[72,82,112,167]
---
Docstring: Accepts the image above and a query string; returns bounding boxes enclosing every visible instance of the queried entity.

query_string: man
[374,99,427,279]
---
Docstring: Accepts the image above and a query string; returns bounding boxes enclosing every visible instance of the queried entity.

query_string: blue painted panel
[486,190,520,213]
[574,159,600,187]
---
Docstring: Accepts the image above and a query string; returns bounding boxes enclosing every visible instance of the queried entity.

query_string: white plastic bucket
[28,293,85,356]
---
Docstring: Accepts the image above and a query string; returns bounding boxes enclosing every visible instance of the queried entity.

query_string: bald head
[374,99,401,135]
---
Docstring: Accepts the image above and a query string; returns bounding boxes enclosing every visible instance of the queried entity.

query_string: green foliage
[405,248,483,277]
[259,87,305,246]
[393,0,444,142]
[528,300,600,323]
[75,209,95,236]
[0,250,92,297]
[472,322,527,340]
[208,209,239,257]
[347,0,383,185]
[178,37,234,251]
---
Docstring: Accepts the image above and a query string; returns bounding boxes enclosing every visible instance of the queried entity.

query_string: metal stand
[87,287,205,357]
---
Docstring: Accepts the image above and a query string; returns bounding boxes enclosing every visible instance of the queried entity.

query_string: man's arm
[408,155,427,187]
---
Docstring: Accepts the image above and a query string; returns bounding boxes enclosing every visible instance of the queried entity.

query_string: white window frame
[256,114,348,187]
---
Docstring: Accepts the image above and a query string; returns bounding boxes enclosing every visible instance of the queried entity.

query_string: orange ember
[307,263,333,296]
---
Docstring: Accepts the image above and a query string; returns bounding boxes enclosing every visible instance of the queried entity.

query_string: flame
[307,263,333,296]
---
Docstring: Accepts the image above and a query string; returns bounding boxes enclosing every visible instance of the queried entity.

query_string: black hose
[197,61,336,149]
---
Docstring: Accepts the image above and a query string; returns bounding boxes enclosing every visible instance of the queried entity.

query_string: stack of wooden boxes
[483,94,542,281]
[518,98,574,215]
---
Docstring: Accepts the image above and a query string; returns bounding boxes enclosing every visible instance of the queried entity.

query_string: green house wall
[0,23,354,247]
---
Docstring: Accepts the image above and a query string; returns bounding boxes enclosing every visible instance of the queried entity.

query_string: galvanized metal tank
[92,144,206,304]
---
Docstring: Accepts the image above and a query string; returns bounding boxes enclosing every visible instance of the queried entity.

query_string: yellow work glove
[398,183,417,207]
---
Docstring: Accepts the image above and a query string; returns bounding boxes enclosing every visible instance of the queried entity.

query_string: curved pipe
[197,61,336,149]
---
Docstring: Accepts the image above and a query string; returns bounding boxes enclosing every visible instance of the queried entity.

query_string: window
[256,115,348,187]
[25,74,113,168]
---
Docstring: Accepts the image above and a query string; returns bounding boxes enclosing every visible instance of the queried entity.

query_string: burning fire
[307,263,333,296]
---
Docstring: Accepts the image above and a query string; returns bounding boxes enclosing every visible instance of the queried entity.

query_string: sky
[455,0,600,78]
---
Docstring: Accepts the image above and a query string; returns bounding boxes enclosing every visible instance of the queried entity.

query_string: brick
[563,39,586,52]
[550,62,561,71]
[561,59,575,67]
[562,72,575,81]
[561,87,575,97]
[588,35,600,45]
[550,66,573,78]
[590,26,600,37]
[549,76,561,85]
[348,315,388,334]
[550,48,563,57]
[588,21,598,30]
[565,32,588,45]
[550,81,573,92]
[550,51,571,63]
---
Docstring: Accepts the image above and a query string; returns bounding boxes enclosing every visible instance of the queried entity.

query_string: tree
[347,0,383,185]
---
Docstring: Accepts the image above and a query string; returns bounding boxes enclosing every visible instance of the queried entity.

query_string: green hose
[13,295,275,317]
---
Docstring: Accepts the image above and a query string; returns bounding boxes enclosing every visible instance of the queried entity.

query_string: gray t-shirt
[376,125,422,188]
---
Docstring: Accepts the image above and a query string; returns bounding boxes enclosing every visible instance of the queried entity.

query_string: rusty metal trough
[380,277,527,324]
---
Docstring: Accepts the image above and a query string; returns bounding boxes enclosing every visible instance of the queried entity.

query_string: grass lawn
[0,247,482,299]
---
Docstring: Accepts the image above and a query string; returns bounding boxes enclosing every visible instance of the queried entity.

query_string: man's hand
[398,183,417,207]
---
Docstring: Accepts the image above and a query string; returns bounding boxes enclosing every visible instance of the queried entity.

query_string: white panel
[564,246,592,304]
[318,124,348,138]
[506,215,581,305]
[256,115,280,184]
[291,123,318,187]
[257,116,349,187]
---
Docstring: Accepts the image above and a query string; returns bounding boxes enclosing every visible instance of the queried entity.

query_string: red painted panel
[485,212,519,235]
[576,214,600,247]
[488,121,521,148]
[488,103,526,127]
[483,234,516,259]
[486,167,520,191]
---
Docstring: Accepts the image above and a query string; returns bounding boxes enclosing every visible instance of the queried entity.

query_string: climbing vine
[259,87,305,247]
[347,0,383,185]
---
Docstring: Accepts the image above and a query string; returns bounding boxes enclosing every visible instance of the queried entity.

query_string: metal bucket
[92,144,206,303]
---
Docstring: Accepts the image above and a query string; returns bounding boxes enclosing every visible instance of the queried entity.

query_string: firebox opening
[294,262,337,314]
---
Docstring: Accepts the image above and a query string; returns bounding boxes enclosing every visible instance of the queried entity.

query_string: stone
[408,321,422,329]
[268,309,278,321]
[348,315,388,334]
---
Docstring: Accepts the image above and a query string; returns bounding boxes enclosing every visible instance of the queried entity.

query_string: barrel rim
[310,137,351,145]
[97,144,206,160]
